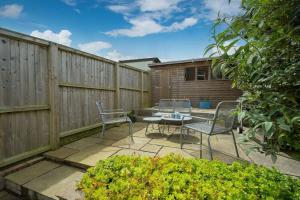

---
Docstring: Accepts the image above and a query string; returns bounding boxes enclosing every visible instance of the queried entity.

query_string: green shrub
[78,154,300,200]
[205,0,300,160]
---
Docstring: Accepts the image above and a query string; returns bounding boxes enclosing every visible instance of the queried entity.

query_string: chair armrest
[104,108,124,112]
[100,111,127,115]
[190,115,214,121]
[181,115,214,126]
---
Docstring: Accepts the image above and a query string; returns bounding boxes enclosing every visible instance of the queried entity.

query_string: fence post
[115,63,120,108]
[140,71,144,108]
[48,43,60,149]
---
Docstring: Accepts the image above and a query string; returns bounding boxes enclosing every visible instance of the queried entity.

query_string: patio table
[161,116,192,133]
[143,117,162,135]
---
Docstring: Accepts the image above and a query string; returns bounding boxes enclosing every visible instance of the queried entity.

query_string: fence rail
[0,28,151,167]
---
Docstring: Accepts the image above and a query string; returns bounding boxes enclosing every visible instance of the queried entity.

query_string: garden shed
[149,58,242,107]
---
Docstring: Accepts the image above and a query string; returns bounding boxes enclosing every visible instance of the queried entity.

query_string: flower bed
[78,154,300,199]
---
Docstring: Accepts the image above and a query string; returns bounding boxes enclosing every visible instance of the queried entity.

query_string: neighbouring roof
[119,57,161,63]
[149,57,213,68]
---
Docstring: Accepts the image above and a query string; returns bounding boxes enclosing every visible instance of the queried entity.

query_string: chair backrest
[159,99,174,113]
[96,101,108,122]
[212,101,239,132]
[173,99,191,114]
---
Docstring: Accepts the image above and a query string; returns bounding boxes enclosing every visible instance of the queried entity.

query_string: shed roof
[120,57,161,63]
[149,57,213,68]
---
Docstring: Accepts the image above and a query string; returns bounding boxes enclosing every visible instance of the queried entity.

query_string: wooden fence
[0,28,151,167]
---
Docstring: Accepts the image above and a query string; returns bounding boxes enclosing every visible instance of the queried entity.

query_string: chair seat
[183,122,229,135]
[104,117,130,124]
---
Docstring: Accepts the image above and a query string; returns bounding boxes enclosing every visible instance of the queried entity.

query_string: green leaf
[264,122,273,135]
[279,124,291,132]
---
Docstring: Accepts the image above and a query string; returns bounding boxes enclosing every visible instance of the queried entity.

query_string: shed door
[152,69,171,105]
[160,70,171,99]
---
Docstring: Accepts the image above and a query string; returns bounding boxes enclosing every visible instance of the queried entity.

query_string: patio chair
[96,101,133,141]
[180,101,240,160]
[173,99,191,116]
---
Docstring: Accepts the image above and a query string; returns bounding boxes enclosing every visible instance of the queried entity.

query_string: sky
[0,0,242,61]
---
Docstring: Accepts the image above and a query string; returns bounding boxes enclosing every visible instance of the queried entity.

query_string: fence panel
[119,65,143,111]
[0,32,51,166]
[58,49,116,135]
[0,28,151,167]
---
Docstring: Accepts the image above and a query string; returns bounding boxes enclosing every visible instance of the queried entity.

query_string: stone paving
[44,122,251,168]
[4,122,300,200]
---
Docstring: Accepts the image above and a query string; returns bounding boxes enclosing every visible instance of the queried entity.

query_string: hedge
[78,154,300,199]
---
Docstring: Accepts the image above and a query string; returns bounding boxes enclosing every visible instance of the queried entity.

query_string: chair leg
[200,133,202,159]
[180,126,184,149]
[158,123,162,134]
[145,122,149,135]
[231,130,240,158]
[207,135,213,160]
[129,121,133,143]
[101,124,106,138]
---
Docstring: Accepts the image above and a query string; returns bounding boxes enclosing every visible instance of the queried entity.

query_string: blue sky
[0,0,241,61]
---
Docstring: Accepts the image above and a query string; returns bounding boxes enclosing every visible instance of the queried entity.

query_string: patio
[4,122,300,200]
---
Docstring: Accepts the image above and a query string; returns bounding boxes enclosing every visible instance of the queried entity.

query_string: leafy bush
[78,154,300,199]
[205,0,300,160]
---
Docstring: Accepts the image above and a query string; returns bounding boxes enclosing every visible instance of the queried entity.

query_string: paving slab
[64,139,98,150]
[114,149,156,157]
[5,161,60,185]
[44,147,79,160]
[111,137,150,150]
[96,138,117,146]
[150,138,181,148]
[5,161,60,195]
[157,147,194,158]
[23,166,84,200]
[65,144,121,168]
[188,149,245,164]
[0,190,21,200]
[141,144,162,153]
[102,132,130,140]
[132,128,148,138]
[145,132,170,139]
[247,151,300,177]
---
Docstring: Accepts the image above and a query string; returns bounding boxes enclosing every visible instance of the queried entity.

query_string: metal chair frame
[180,101,240,160]
[96,101,133,142]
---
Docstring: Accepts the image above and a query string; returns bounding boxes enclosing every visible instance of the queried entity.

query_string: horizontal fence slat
[119,63,149,73]
[58,45,116,65]
[0,145,51,168]
[60,123,102,138]
[0,28,50,46]
[59,82,116,91]
[0,105,50,114]
[120,87,141,92]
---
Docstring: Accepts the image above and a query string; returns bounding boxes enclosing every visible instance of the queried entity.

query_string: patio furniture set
[96,99,240,160]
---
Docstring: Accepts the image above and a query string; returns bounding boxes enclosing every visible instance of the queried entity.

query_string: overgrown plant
[205,0,300,161]
[78,154,300,199]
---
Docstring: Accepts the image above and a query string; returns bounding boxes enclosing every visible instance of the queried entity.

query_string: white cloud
[0,4,23,18]
[30,29,72,46]
[105,50,134,61]
[78,41,112,54]
[166,17,198,31]
[62,0,77,6]
[107,17,163,37]
[138,0,181,12]
[107,16,197,37]
[202,0,242,20]
[106,0,197,37]
[107,5,133,13]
